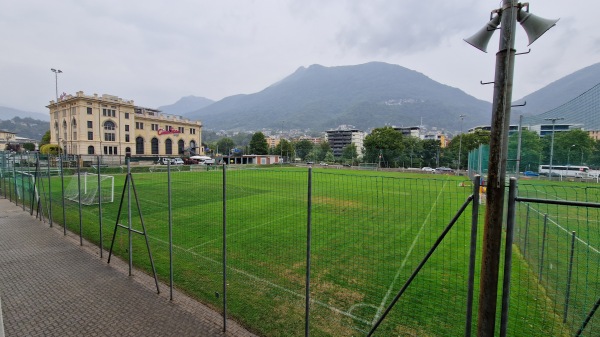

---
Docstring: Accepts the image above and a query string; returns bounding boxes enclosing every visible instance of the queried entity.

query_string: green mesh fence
[4,153,600,336]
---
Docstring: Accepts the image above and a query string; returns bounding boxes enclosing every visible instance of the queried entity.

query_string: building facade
[47,91,203,163]
[325,129,365,158]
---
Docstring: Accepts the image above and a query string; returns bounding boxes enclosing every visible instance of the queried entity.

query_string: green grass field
[5,166,597,336]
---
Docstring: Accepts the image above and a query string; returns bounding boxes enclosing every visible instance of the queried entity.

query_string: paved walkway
[0,199,258,337]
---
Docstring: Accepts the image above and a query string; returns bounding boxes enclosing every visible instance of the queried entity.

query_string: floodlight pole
[477,1,518,336]
[545,117,563,179]
[457,114,465,175]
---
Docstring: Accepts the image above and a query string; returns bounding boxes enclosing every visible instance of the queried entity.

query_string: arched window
[190,140,197,153]
[136,137,144,154]
[72,119,77,140]
[151,138,159,155]
[103,121,116,142]
[62,120,67,140]
[87,146,95,154]
[165,139,173,155]
[178,139,185,154]
[54,121,59,141]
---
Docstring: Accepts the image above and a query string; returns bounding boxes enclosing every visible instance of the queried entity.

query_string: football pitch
[22,167,597,336]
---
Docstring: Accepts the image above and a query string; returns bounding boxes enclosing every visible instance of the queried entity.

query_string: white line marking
[526,206,600,255]
[372,179,449,324]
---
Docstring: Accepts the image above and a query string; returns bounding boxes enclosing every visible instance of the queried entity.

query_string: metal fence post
[97,155,103,257]
[523,205,530,257]
[127,158,133,276]
[168,160,174,300]
[564,231,576,323]
[48,156,53,227]
[465,175,480,337]
[539,214,549,282]
[222,163,228,332]
[60,155,67,235]
[77,155,83,245]
[305,167,313,337]
[500,178,517,337]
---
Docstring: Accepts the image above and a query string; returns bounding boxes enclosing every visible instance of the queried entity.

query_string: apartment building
[47,91,203,163]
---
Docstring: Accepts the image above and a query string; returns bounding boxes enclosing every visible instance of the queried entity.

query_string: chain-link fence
[1,151,598,336]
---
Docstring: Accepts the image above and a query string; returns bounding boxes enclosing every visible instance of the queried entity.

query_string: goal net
[64,173,114,205]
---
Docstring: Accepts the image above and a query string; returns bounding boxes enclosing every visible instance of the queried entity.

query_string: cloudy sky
[1,0,597,113]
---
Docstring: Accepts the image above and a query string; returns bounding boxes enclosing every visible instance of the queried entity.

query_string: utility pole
[477,2,518,336]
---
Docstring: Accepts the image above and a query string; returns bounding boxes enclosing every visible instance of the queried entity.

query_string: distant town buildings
[47,91,203,164]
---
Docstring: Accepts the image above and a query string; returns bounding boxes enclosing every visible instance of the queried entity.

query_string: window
[165,138,173,155]
[104,121,116,142]
[124,112,129,119]
[136,137,144,154]
[136,122,144,130]
[87,121,93,128]
[72,119,77,140]
[190,140,196,151]
[125,147,131,157]
[125,125,129,132]
[87,146,95,154]
[151,123,159,131]
[178,127,184,134]
[62,120,67,140]
[151,138,159,154]
[102,108,116,117]
[125,134,130,142]
[103,146,118,155]
[88,132,93,140]
[190,128,196,135]
[87,107,92,115]
[178,139,185,154]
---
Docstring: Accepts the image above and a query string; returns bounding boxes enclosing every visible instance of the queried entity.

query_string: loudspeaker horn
[518,9,559,46]
[464,15,502,53]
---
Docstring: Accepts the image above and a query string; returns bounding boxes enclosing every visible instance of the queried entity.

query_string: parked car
[435,167,455,174]
[523,171,539,177]
[171,158,184,165]
[421,167,435,173]
[320,162,329,166]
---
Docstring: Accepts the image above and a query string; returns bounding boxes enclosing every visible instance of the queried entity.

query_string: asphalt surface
[0,198,258,337]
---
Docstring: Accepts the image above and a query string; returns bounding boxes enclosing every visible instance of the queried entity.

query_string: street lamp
[464,3,558,337]
[544,117,564,179]
[51,68,63,153]
[457,114,465,175]
[568,144,575,169]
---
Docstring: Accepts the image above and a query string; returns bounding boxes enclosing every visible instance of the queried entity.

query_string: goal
[64,173,114,205]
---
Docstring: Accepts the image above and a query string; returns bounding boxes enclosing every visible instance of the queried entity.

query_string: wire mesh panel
[512,183,600,336]
[224,167,308,336]
[309,171,473,336]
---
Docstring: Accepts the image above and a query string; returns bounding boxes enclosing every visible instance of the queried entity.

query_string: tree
[508,130,542,172]
[363,126,404,167]
[324,151,335,163]
[23,143,36,151]
[446,130,490,169]
[421,139,441,168]
[216,137,235,155]
[341,143,358,164]
[41,130,51,146]
[249,132,269,155]
[294,139,314,161]
[274,139,294,162]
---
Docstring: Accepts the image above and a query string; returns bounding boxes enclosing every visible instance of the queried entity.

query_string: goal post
[64,172,114,205]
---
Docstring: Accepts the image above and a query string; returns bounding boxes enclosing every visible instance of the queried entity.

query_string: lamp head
[464,14,501,53]
[518,9,559,46]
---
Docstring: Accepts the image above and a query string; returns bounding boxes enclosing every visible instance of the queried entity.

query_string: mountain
[0,106,49,121]
[0,117,49,141]
[158,95,214,116]
[185,62,492,132]
[514,62,600,116]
